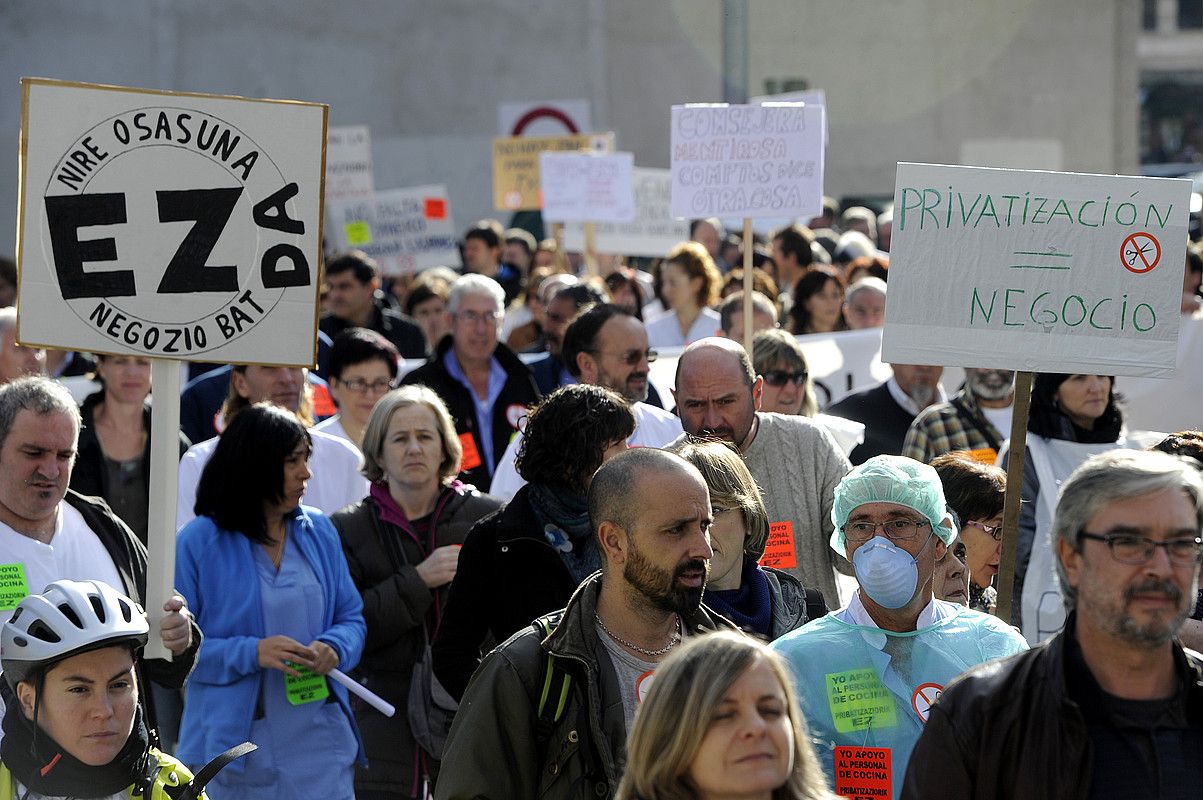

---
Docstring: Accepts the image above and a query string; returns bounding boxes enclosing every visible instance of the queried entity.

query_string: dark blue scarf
[704,556,773,637]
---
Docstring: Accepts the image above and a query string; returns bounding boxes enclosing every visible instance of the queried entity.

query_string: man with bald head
[672,337,851,604]
[437,448,736,799]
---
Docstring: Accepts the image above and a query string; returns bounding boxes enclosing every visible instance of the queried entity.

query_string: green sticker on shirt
[0,563,29,611]
[826,668,897,733]
[285,663,330,706]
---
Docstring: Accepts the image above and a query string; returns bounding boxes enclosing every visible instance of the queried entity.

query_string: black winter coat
[430,485,577,701]
[331,484,502,798]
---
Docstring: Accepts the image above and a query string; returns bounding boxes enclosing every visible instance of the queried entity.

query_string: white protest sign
[18,78,325,367]
[326,185,458,275]
[539,151,635,223]
[883,163,1191,378]
[670,103,824,220]
[750,89,828,147]
[563,168,689,256]
[325,125,373,203]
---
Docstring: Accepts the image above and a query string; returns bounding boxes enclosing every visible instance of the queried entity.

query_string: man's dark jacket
[901,618,1203,800]
[320,302,427,359]
[401,336,540,492]
[826,380,916,465]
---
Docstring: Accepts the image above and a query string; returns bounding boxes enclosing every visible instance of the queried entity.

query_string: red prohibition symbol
[1121,232,1161,274]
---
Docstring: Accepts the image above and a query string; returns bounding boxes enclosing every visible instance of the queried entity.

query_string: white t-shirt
[488,402,684,502]
[0,503,125,628]
[176,428,368,530]
[314,415,355,448]
[979,405,1014,443]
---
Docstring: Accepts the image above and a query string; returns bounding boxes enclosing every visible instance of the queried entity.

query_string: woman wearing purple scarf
[331,385,502,799]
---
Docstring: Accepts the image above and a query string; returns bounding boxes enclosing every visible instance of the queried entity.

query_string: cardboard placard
[492,132,614,211]
[759,521,798,569]
[17,78,325,366]
[325,125,373,204]
[326,185,459,276]
[833,746,892,800]
[563,168,690,257]
[883,163,1191,378]
[539,151,635,223]
[750,88,829,147]
[670,103,824,220]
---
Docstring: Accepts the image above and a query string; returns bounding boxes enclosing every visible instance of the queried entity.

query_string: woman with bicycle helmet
[1,579,213,800]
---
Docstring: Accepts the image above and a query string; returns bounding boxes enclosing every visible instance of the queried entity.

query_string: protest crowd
[3,86,1203,800]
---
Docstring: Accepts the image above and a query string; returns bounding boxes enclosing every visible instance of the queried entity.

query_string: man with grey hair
[904,449,1203,799]
[0,377,198,732]
[0,307,46,385]
[437,447,735,799]
[843,277,887,330]
[402,274,539,491]
[672,337,851,603]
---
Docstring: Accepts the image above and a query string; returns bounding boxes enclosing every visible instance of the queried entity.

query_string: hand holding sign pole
[17,78,325,657]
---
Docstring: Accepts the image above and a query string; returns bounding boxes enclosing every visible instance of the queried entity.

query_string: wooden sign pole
[742,217,754,350]
[143,359,182,660]
[584,221,599,277]
[993,370,1034,624]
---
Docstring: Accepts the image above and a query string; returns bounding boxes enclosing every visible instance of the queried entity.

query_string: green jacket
[434,572,739,800]
[1,748,203,800]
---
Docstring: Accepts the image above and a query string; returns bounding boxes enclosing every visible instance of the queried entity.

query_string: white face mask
[851,533,933,609]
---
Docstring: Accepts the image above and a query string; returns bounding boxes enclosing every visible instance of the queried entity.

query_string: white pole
[144,358,182,661]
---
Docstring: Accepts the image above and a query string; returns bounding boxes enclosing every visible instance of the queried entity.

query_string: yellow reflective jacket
[0,748,204,800]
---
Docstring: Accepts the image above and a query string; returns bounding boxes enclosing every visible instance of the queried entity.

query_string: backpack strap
[532,612,573,748]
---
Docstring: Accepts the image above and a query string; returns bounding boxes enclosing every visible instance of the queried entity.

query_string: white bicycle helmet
[2,579,149,688]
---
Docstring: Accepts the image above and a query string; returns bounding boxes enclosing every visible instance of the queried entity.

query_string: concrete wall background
[1,0,1136,257]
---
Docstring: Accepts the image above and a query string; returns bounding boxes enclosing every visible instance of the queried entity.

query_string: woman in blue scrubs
[176,403,366,799]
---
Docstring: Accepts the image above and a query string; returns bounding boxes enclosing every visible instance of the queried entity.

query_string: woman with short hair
[330,386,501,799]
[675,441,827,641]
[176,404,366,800]
[616,631,830,800]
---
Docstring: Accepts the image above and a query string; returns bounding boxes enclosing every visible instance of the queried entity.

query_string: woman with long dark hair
[176,404,366,799]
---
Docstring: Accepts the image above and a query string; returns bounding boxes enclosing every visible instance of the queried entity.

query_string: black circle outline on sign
[43,105,298,355]
[1120,231,1161,275]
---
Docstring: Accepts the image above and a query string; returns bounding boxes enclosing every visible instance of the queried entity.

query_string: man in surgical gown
[771,456,1027,799]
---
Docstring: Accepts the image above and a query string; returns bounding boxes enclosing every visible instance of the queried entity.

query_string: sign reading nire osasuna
[17,78,326,366]
[882,163,1191,378]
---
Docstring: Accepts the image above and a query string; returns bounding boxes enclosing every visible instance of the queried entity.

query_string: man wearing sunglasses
[487,304,683,502]
[905,449,1203,800]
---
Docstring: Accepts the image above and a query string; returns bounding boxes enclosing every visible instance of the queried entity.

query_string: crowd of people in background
[1,193,1202,800]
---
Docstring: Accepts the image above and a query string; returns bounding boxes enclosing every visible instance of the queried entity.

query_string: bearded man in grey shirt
[671,337,852,604]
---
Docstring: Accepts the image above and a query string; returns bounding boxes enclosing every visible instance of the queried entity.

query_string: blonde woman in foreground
[616,631,831,800]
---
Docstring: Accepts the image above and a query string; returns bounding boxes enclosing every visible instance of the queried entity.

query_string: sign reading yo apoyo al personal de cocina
[17,78,326,366]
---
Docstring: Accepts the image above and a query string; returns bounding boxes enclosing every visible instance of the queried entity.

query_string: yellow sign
[492,132,614,211]
[344,220,372,246]
[826,668,898,734]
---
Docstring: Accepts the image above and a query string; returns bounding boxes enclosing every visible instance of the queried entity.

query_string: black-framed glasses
[339,377,398,394]
[1079,532,1203,565]
[842,518,931,543]
[762,370,808,388]
[964,520,1004,542]
[589,348,657,365]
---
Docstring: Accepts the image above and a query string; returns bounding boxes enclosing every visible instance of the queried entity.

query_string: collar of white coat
[834,591,961,649]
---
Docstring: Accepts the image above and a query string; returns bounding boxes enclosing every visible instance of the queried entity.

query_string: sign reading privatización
[882,163,1191,378]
